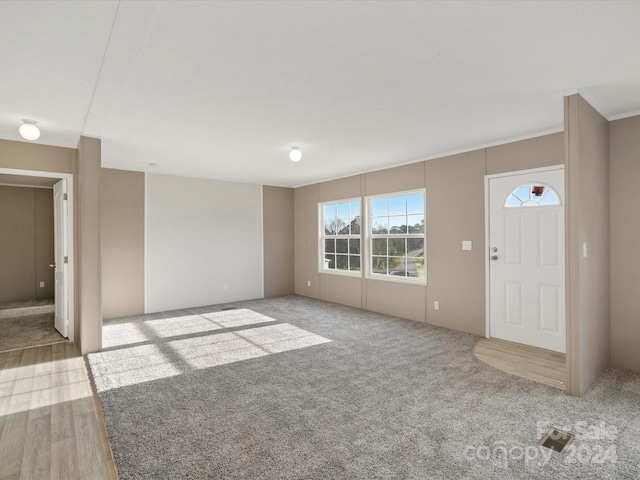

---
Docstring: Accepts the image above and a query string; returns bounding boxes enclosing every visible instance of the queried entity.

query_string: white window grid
[365,189,427,285]
[318,198,362,277]
[318,190,427,284]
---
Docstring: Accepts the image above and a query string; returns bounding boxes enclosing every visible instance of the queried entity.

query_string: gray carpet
[88,296,640,479]
[0,298,54,310]
[0,300,66,352]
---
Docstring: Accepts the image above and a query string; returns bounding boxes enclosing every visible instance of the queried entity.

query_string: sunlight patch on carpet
[90,313,331,393]
[171,323,331,370]
[102,323,151,348]
[101,309,276,348]
[146,309,275,338]
[89,344,183,392]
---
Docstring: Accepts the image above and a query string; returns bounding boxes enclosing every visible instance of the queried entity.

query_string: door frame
[484,164,565,341]
[0,167,75,342]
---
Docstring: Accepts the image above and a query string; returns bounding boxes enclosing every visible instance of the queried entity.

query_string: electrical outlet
[462,240,472,251]
[434,300,440,310]
[307,280,311,287]
[39,281,45,288]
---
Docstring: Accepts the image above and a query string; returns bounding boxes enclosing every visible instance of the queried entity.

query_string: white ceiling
[1,1,640,188]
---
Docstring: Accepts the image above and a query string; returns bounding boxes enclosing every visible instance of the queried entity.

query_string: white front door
[488,168,565,353]
[53,180,69,338]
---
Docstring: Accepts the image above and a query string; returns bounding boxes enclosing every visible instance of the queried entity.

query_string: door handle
[490,255,498,261]
[49,264,56,269]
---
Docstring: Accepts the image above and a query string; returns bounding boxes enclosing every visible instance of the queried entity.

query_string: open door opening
[0,168,74,351]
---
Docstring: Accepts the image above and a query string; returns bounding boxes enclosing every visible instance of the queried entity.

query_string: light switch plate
[462,240,472,251]
[39,281,45,288]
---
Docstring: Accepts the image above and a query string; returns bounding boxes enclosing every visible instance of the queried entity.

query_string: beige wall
[0,187,56,303]
[263,186,295,298]
[424,150,486,335]
[101,169,145,319]
[366,280,426,323]
[565,94,611,395]
[0,187,35,302]
[78,136,102,354]
[0,139,76,174]
[609,115,640,372]
[34,189,55,299]
[294,184,321,298]
[365,162,426,196]
[486,133,565,174]
[294,132,564,335]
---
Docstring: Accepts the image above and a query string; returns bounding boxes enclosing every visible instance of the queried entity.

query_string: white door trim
[0,167,75,342]
[484,165,564,340]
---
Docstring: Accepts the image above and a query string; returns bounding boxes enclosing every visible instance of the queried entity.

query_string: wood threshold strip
[474,337,566,390]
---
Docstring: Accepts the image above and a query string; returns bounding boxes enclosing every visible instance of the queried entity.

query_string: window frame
[318,197,363,278]
[364,189,427,285]
[504,182,561,208]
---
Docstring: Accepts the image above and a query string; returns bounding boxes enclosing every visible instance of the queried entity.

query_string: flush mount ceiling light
[289,147,302,162]
[19,120,40,141]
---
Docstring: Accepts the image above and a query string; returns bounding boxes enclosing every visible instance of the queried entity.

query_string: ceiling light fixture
[289,147,302,162]
[19,120,40,141]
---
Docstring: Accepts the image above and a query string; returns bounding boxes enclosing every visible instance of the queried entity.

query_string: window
[367,191,425,282]
[320,199,361,275]
[505,183,560,208]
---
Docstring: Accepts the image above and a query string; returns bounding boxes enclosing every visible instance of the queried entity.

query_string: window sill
[365,274,427,286]
[319,269,363,278]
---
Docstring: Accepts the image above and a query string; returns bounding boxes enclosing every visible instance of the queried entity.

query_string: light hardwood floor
[0,342,116,480]
[474,337,566,390]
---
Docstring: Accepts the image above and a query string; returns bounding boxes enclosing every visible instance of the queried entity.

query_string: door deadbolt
[491,247,498,253]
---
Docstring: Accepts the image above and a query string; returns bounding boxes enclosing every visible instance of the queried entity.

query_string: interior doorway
[0,168,74,352]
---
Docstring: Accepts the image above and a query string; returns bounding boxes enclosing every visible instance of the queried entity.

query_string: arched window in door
[505,183,560,208]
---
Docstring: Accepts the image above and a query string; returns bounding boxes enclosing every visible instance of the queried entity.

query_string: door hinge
[64,256,68,264]
[63,193,68,200]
